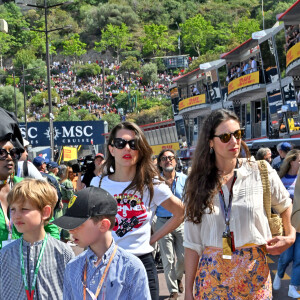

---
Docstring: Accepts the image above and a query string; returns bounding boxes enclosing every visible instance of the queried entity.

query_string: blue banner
[19,121,105,146]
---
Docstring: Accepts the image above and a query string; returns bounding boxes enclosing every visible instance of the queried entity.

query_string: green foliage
[82,3,139,35]
[76,108,89,120]
[55,109,81,121]
[82,113,98,121]
[6,77,20,86]
[141,63,158,85]
[77,91,101,104]
[94,23,132,64]
[75,63,102,79]
[26,59,47,83]
[119,56,141,76]
[30,90,60,107]
[128,105,172,125]
[180,14,215,57]
[67,97,79,106]
[233,16,260,44]
[141,24,176,56]
[62,34,87,61]
[115,92,129,111]
[101,113,121,131]
[106,75,116,83]
[0,85,24,118]
[12,49,37,70]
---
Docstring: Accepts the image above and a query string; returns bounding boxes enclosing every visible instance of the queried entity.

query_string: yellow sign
[286,42,300,67]
[178,94,206,111]
[63,146,77,161]
[228,71,260,95]
[151,142,180,156]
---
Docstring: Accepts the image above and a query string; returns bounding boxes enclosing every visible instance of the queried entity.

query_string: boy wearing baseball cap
[53,187,151,300]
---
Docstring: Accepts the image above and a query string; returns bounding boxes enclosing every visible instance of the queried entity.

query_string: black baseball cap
[52,187,117,230]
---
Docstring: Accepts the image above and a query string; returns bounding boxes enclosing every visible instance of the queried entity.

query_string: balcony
[178,93,211,117]
[227,70,266,104]
[286,41,300,76]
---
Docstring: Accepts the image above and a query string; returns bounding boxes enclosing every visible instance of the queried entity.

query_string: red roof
[221,38,253,58]
[173,68,200,82]
[277,0,300,20]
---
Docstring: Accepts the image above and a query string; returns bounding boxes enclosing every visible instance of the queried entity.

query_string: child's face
[69,219,102,248]
[10,199,44,234]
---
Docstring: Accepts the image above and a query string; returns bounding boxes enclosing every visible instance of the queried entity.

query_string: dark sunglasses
[0,148,21,161]
[112,138,137,150]
[161,156,175,162]
[213,129,245,143]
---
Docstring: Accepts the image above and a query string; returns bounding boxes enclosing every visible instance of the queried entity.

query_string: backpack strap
[257,160,271,220]
[98,175,104,188]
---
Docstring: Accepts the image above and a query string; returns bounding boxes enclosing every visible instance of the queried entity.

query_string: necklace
[0,178,9,185]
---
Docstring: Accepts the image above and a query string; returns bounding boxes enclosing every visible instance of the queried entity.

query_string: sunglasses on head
[0,148,21,161]
[112,138,137,150]
[213,129,245,143]
[161,156,175,162]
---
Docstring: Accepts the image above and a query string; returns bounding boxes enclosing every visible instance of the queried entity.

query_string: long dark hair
[185,109,250,224]
[103,121,161,203]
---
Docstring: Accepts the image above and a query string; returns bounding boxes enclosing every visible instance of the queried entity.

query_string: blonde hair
[279,149,300,178]
[7,179,57,223]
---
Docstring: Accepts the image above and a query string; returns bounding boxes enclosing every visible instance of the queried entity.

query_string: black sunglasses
[161,156,175,162]
[213,129,245,143]
[112,138,137,150]
[0,148,21,161]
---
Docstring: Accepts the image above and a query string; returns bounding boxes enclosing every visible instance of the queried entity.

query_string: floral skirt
[194,246,272,299]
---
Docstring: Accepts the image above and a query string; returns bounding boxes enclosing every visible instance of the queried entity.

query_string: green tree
[0,85,24,119]
[141,63,158,85]
[82,3,139,35]
[75,63,101,79]
[101,113,121,131]
[233,17,260,43]
[140,24,176,56]
[12,49,37,70]
[94,23,132,64]
[55,109,80,121]
[119,56,141,80]
[26,59,47,83]
[180,14,215,57]
[62,33,87,63]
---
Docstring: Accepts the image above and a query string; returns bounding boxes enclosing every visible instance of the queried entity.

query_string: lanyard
[219,171,237,236]
[20,233,48,300]
[83,245,118,300]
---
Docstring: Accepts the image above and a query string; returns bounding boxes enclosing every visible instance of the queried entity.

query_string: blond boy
[0,179,74,299]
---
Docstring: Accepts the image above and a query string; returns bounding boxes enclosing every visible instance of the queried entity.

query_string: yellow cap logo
[68,195,77,208]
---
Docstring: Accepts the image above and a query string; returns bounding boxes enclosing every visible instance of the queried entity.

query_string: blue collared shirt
[63,240,151,300]
[156,171,187,218]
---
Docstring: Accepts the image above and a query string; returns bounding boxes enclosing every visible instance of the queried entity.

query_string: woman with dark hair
[90,121,184,300]
[273,149,300,298]
[184,109,295,300]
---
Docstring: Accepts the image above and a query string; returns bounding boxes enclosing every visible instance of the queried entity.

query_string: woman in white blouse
[184,109,295,300]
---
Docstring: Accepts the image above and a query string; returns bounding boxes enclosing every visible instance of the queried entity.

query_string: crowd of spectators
[285,25,300,52]
[226,57,258,82]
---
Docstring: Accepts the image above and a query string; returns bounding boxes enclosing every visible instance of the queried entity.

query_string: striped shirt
[0,234,75,299]
[63,240,151,300]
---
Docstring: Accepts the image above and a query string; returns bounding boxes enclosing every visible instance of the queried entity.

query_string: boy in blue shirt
[53,186,151,300]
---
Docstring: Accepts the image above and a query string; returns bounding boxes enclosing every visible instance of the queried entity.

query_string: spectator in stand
[155,149,187,300]
[272,142,292,172]
[255,147,272,164]
[250,57,258,73]
[273,149,300,298]
[192,85,200,96]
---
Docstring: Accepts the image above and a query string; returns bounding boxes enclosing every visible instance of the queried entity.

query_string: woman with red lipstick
[90,121,184,300]
[183,109,295,300]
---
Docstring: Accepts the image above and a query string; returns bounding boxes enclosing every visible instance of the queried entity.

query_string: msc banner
[228,71,260,95]
[286,42,300,67]
[178,94,206,111]
[19,121,105,146]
